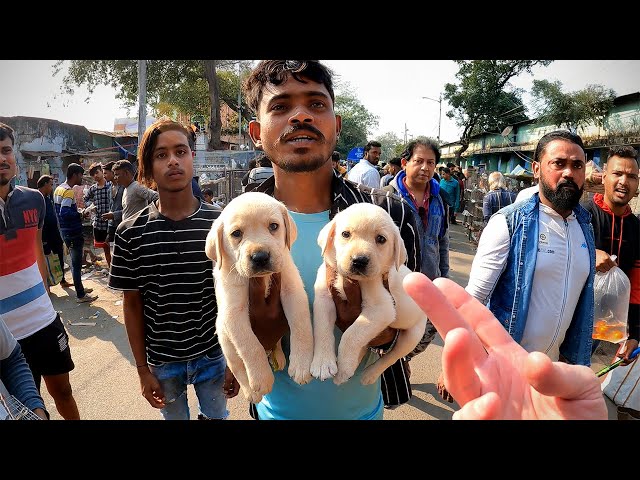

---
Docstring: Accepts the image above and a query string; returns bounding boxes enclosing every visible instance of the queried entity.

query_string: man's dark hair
[103,161,116,171]
[203,188,214,197]
[331,151,340,162]
[242,60,335,117]
[0,122,15,146]
[442,167,451,175]
[533,129,585,163]
[37,174,53,188]
[66,163,84,179]
[446,162,456,169]
[400,138,441,164]
[89,162,103,175]
[388,157,402,168]
[607,145,639,163]
[113,159,135,175]
[364,141,382,154]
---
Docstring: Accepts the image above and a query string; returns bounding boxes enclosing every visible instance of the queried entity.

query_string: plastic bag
[45,252,63,286]
[592,263,630,343]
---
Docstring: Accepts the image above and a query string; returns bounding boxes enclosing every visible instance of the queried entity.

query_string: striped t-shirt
[108,200,221,365]
[0,186,57,340]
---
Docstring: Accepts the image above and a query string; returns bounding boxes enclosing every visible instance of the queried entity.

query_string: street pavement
[41,223,620,420]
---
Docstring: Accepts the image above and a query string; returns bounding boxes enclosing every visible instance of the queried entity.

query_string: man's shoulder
[9,186,44,210]
[116,205,152,236]
[197,202,223,220]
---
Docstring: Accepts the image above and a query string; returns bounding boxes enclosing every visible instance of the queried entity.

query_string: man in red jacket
[582,145,639,368]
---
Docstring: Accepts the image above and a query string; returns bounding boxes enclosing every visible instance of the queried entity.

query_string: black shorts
[93,228,109,248]
[17,313,74,389]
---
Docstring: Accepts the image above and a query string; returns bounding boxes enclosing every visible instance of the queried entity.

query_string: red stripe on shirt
[0,226,38,276]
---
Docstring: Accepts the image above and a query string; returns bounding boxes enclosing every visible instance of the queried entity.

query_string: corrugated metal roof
[88,129,137,138]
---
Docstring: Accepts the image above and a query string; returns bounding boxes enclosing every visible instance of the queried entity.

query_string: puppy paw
[310,354,338,381]
[248,370,274,401]
[333,368,354,385]
[288,359,313,385]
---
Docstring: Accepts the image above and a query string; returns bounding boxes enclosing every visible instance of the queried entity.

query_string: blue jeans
[149,349,228,420]
[63,234,85,298]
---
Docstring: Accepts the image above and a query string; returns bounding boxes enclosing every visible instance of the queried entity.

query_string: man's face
[104,169,114,182]
[203,192,213,203]
[41,180,53,196]
[151,129,194,193]
[92,168,104,183]
[534,139,586,212]
[0,137,17,187]
[365,147,381,165]
[248,75,341,173]
[402,145,436,187]
[389,164,401,175]
[603,155,639,209]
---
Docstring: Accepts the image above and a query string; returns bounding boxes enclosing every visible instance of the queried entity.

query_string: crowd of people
[1,59,638,421]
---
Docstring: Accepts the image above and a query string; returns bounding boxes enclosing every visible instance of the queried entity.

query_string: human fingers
[403,273,486,365]
[431,277,520,355]
[441,327,484,406]
[452,392,502,420]
[524,352,606,419]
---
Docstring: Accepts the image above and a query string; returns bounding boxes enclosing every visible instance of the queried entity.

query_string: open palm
[403,273,606,420]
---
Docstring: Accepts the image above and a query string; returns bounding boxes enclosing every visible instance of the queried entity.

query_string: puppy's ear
[392,226,408,271]
[205,217,226,270]
[317,219,337,267]
[280,204,297,249]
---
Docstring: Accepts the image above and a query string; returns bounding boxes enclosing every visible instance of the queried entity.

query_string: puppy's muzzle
[249,250,272,274]
[350,255,370,275]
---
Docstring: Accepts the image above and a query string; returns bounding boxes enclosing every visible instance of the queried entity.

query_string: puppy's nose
[250,251,270,268]
[351,255,369,271]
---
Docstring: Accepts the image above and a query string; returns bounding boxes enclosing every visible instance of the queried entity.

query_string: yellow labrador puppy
[311,203,427,385]
[205,192,313,403]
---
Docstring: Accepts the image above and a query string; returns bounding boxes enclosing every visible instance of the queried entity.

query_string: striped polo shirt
[53,182,83,238]
[108,200,222,365]
[0,186,57,340]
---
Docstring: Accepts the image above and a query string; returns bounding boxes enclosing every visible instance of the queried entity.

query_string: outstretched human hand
[403,273,607,420]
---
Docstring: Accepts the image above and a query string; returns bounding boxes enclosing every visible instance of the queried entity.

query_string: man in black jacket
[582,145,639,364]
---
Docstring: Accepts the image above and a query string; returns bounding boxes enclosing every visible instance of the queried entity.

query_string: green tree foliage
[375,131,404,163]
[531,79,616,133]
[443,60,552,162]
[54,60,252,150]
[334,87,379,159]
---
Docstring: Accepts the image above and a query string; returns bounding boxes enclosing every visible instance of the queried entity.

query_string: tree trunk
[204,60,222,150]
[454,142,469,164]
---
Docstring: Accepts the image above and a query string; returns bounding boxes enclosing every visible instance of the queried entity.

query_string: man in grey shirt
[112,159,159,221]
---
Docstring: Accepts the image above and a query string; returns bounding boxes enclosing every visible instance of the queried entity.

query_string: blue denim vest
[488,193,595,366]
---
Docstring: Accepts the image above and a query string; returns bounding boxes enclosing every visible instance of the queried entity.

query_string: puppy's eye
[341,231,350,238]
[269,223,279,232]
[231,229,242,239]
[376,235,386,244]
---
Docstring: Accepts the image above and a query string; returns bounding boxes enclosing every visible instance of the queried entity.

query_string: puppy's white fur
[205,192,313,403]
[311,203,427,385]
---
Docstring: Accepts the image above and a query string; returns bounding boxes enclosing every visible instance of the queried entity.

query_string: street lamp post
[421,94,442,143]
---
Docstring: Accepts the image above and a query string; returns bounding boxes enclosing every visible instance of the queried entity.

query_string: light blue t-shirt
[255,210,383,420]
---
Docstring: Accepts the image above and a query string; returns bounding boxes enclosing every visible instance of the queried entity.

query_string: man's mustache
[279,124,325,142]
[557,180,579,190]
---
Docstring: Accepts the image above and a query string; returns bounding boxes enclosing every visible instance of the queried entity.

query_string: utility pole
[421,93,442,143]
[137,60,147,151]
[404,123,408,144]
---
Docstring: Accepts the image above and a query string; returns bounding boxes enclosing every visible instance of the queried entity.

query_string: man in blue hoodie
[383,138,450,280]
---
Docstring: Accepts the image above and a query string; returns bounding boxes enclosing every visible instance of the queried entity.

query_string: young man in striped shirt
[108,118,235,420]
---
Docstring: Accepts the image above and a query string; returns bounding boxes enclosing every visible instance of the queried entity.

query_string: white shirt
[466,203,590,360]
[515,184,539,203]
[347,159,380,189]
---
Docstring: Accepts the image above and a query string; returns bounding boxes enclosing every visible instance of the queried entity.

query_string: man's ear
[335,114,342,138]
[205,217,227,270]
[249,120,262,150]
[532,160,540,180]
[317,220,337,267]
[280,204,298,249]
